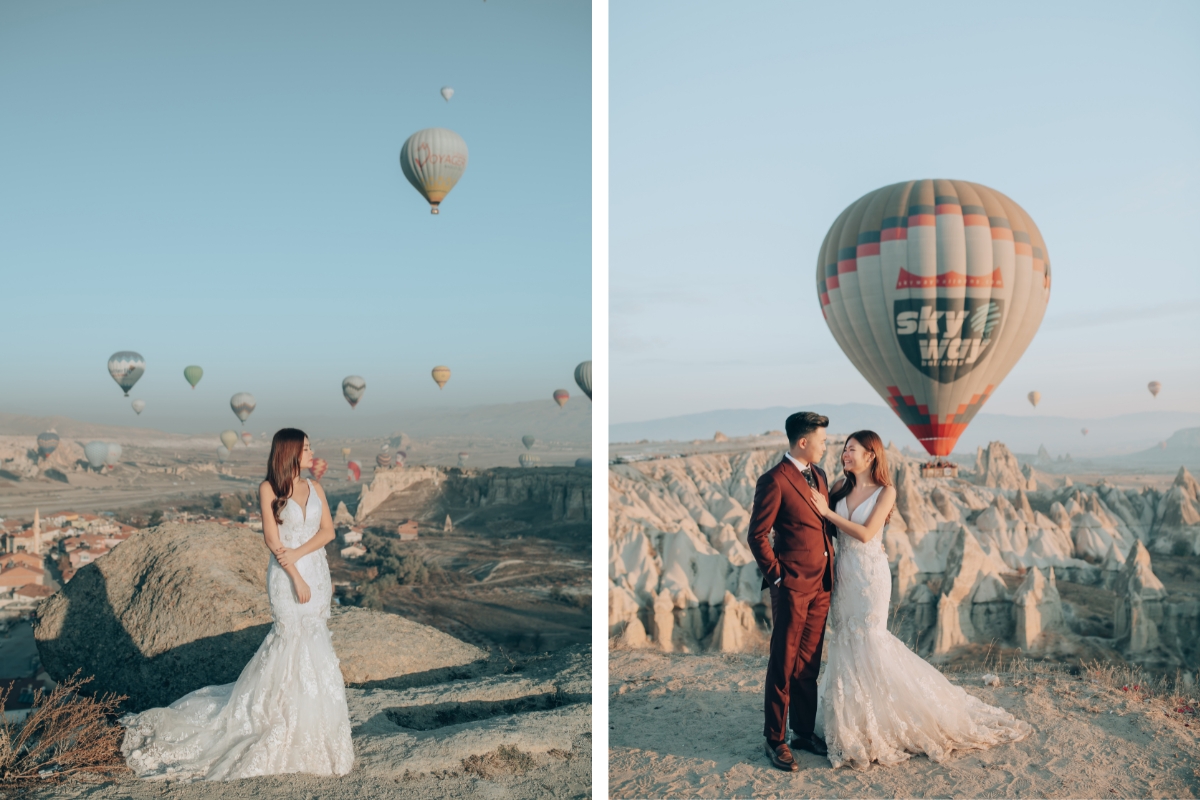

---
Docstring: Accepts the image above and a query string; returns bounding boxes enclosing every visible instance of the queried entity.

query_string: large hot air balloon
[347,461,361,482]
[431,366,451,389]
[309,457,328,482]
[220,430,239,451]
[341,447,352,462]
[107,351,145,396]
[1028,391,1041,408]
[457,452,469,467]
[553,389,569,408]
[241,431,253,446]
[440,86,454,102]
[217,445,230,463]
[574,361,592,400]
[230,393,256,425]
[400,128,468,214]
[1148,381,1162,398]
[84,442,108,471]
[184,365,203,389]
[376,452,392,468]
[522,435,536,450]
[518,453,539,468]
[817,180,1051,457]
[131,399,145,415]
[36,431,59,459]
[342,376,366,408]
[104,443,121,468]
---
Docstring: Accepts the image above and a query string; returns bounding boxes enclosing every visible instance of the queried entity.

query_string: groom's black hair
[785,411,829,446]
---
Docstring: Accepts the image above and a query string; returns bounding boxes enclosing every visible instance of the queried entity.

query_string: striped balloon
[36,431,59,459]
[376,452,392,468]
[817,180,1051,457]
[553,389,569,408]
[400,128,468,214]
[518,453,539,468]
[230,392,256,425]
[574,360,591,400]
[342,375,366,408]
[107,351,145,396]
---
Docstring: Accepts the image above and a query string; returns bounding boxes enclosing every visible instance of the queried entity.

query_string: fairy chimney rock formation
[1012,567,1066,649]
[705,591,764,654]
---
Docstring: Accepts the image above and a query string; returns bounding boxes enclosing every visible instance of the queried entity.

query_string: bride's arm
[811,486,896,543]
[259,481,308,586]
[282,481,337,560]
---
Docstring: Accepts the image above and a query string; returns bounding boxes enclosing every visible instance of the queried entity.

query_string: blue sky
[0,0,590,433]
[611,1,1199,425]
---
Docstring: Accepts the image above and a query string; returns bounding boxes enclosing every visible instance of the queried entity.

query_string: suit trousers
[763,583,830,742]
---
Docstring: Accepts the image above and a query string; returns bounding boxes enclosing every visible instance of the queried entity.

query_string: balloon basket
[920,461,959,479]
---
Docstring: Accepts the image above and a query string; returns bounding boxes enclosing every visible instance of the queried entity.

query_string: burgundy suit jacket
[746,457,838,594]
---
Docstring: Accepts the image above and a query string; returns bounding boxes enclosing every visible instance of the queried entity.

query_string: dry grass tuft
[0,671,130,785]
[461,744,537,778]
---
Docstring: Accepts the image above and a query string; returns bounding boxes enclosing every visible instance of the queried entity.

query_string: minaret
[33,508,41,556]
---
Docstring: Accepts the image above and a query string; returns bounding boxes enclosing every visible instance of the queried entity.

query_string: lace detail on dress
[814,486,1032,769]
[119,480,353,782]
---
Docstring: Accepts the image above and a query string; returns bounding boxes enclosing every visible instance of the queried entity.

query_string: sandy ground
[609,650,1200,799]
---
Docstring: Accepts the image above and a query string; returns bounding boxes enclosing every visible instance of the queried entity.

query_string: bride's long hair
[828,430,893,521]
[266,428,307,524]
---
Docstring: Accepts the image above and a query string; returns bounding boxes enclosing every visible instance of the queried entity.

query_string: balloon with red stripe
[816,179,1051,457]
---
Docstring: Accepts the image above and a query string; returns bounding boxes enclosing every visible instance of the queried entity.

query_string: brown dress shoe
[764,740,799,771]
[790,733,828,757]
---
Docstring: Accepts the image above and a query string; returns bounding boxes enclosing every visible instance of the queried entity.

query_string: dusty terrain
[609,649,1200,799]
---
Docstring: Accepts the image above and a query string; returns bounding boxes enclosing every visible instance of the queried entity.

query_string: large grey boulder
[34,522,484,712]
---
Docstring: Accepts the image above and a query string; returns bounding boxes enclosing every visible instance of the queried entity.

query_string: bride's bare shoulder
[259,480,275,498]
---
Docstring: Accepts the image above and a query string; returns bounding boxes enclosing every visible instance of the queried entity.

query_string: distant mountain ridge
[611,404,1200,458]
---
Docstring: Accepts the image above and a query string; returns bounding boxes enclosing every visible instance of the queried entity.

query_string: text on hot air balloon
[893,299,1004,381]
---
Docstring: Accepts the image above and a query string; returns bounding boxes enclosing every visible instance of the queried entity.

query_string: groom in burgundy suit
[746,411,835,771]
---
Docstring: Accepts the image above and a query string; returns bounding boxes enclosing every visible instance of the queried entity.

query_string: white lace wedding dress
[120,480,354,781]
[813,486,1032,770]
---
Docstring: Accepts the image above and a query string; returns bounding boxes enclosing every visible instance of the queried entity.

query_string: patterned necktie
[801,465,818,491]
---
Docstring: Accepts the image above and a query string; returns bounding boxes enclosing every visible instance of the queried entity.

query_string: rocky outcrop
[974,441,1033,491]
[1150,467,1200,555]
[1012,567,1066,648]
[35,522,485,711]
[355,466,446,521]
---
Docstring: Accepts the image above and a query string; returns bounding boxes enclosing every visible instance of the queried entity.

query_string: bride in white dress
[809,430,1032,770]
[120,428,355,781]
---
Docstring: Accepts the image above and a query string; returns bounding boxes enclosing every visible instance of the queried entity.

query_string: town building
[397,520,419,541]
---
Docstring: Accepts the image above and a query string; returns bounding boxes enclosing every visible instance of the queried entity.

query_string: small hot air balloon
[1148,381,1162,398]
[518,453,539,468]
[522,435,535,450]
[1028,391,1041,408]
[220,430,239,451]
[36,431,59,459]
[231,393,256,425]
[107,351,145,396]
[184,365,204,389]
[131,399,145,415]
[400,128,468,214]
[241,431,253,446]
[217,445,230,463]
[342,376,366,408]
[341,447,352,462]
[1081,428,1089,436]
[309,457,328,482]
[394,450,407,468]
[574,361,592,400]
[440,86,454,102]
[553,389,569,408]
[347,461,361,482]
[376,452,392,468]
[104,442,121,468]
[457,452,469,467]
[816,180,1051,456]
[575,457,592,468]
[431,366,451,389]
[84,442,108,471]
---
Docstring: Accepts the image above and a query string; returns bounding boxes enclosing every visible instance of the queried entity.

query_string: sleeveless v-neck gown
[813,486,1032,770]
[120,480,354,781]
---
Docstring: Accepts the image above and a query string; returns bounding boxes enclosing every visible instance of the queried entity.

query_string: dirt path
[609,650,1200,799]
